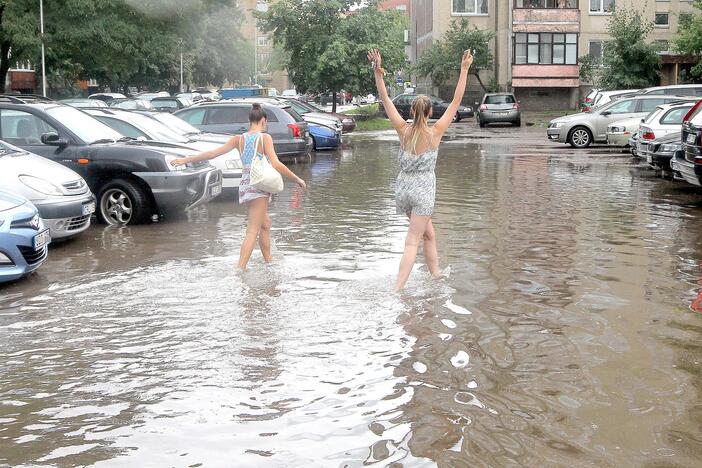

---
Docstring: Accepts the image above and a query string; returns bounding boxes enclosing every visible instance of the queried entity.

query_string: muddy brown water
[1,125,702,467]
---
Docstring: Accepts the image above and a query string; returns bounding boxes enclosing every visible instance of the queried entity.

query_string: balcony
[513,7,580,33]
[512,64,580,88]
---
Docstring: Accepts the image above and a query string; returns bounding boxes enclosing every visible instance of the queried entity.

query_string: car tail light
[585,97,592,102]
[287,123,301,138]
[479,104,487,111]
[582,107,590,112]
[512,103,520,110]
[642,127,655,140]
[683,100,702,123]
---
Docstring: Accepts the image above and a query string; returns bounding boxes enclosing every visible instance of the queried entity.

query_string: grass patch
[346,103,379,116]
[355,117,393,131]
[526,109,581,128]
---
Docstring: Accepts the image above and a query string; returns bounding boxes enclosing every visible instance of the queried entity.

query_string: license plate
[687,133,697,144]
[647,153,653,163]
[210,184,222,197]
[82,201,95,216]
[34,229,50,250]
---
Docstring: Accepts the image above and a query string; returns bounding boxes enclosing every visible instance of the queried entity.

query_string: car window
[151,112,200,134]
[643,108,662,124]
[638,98,668,113]
[485,95,516,104]
[96,116,148,139]
[0,109,58,145]
[178,108,206,125]
[645,89,665,95]
[664,87,698,97]
[661,106,693,125]
[206,107,249,124]
[45,106,122,143]
[604,99,636,114]
[288,101,309,115]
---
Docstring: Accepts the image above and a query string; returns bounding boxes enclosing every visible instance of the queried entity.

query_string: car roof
[654,101,697,110]
[644,84,702,91]
[484,92,515,96]
[191,99,287,108]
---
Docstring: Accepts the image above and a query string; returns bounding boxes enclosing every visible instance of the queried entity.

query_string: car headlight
[19,175,63,195]
[163,155,185,171]
[550,122,564,128]
[659,144,679,153]
[609,126,626,133]
[342,118,353,124]
[225,159,243,170]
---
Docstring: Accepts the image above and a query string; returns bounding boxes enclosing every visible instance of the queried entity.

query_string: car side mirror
[41,132,68,147]
[601,111,611,116]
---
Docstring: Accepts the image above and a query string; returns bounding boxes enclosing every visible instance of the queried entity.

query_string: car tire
[453,113,461,123]
[514,119,521,127]
[568,126,592,148]
[478,119,486,128]
[311,136,317,151]
[97,178,151,226]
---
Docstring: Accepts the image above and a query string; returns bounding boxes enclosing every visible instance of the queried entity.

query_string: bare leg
[258,212,273,263]
[396,214,431,291]
[423,219,441,277]
[238,198,268,269]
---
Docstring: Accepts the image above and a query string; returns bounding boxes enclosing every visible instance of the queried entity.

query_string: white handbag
[249,134,284,194]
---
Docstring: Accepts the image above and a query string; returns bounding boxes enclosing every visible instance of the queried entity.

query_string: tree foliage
[413,19,495,92]
[597,7,661,90]
[675,0,702,78]
[256,0,407,108]
[0,0,251,94]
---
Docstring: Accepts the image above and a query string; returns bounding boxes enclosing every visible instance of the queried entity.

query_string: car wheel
[98,178,150,225]
[568,126,592,148]
[311,136,317,151]
[514,119,521,127]
[453,113,460,123]
[478,119,486,128]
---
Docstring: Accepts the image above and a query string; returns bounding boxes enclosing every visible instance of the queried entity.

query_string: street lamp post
[39,0,46,97]
[180,52,184,93]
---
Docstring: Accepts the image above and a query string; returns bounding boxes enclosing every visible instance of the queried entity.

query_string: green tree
[675,0,702,78]
[598,7,661,90]
[413,19,495,92]
[256,0,406,112]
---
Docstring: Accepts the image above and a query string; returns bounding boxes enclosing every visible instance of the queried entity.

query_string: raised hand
[367,49,382,71]
[461,50,474,70]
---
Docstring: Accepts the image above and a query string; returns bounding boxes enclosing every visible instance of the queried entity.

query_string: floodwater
[2,125,702,467]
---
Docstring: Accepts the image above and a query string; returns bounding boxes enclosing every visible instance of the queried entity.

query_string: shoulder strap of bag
[254,133,264,160]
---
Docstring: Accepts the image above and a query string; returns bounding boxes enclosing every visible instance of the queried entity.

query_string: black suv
[680,100,702,186]
[381,93,474,122]
[0,95,222,225]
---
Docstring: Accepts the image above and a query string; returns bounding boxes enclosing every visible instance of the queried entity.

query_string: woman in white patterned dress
[171,103,306,268]
[369,48,473,291]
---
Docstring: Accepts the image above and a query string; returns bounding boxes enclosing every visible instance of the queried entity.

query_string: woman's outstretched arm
[433,51,473,137]
[368,49,407,133]
[171,135,241,166]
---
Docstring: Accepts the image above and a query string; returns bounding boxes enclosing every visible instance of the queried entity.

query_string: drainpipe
[494,0,500,91]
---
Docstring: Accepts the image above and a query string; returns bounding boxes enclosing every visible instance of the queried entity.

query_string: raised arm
[368,49,406,133]
[262,134,306,189]
[171,135,241,166]
[433,51,473,137]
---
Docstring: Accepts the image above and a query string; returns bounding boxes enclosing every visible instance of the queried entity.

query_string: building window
[452,0,488,15]
[256,1,268,12]
[514,33,578,64]
[257,36,268,47]
[590,0,614,14]
[655,13,669,27]
[653,39,669,52]
[514,0,577,8]
[588,40,609,66]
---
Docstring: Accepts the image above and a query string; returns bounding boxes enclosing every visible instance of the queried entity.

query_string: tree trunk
[472,71,488,93]
[0,41,11,94]
[332,91,337,113]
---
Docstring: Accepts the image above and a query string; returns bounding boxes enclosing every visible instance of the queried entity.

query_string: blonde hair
[406,95,431,153]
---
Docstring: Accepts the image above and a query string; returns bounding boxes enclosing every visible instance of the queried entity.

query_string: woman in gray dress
[368,48,473,291]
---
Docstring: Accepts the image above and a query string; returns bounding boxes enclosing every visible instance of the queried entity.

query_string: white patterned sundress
[238,132,273,204]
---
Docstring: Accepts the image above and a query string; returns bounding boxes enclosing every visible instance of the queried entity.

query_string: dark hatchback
[381,94,473,122]
[647,131,682,173]
[680,100,702,186]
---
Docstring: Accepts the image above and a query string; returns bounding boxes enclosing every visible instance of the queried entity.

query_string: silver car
[547,95,696,148]
[476,93,521,127]
[0,140,95,240]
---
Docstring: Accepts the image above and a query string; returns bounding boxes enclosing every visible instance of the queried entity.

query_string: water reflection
[1,131,702,466]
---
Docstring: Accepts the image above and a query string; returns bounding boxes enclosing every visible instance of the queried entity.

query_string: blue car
[309,123,341,150]
[0,191,51,283]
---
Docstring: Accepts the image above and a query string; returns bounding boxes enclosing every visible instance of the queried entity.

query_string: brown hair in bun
[249,103,268,123]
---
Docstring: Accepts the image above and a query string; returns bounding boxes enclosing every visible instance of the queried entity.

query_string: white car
[636,101,696,158]
[281,89,299,98]
[84,108,243,190]
[0,140,95,240]
[587,89,639,110]
[606,116,643,147]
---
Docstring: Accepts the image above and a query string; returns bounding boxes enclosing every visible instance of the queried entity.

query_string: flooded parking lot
[2,124,702,466]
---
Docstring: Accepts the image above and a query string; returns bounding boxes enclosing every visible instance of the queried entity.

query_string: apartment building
[410,0,697,109]
[240,0,289,92]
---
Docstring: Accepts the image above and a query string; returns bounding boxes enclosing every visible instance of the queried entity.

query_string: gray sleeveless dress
[395,146,438,216]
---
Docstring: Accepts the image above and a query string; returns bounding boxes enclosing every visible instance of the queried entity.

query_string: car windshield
[150,112,201,135]
[46,106,123,143]
[485,95,515,104]
[286,100,310,115]
[124,112,189,143]
[0,140,20,156]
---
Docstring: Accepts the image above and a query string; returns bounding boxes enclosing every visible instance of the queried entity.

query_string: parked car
[308,123,341,150]
[176,92,205,103]
[383,93,473,122]
[281,89,299,98]
[629,132,640,157]
[88,93,126,102]
[0,191,50,283]
[151,96,190,113]
[476,93,520,127]
[108,98,154,111]
[193,88,221,101]
[266,98,343,134]
[606,116,643,147]
[284,98,355,132]
[0,140,95,240]
[85,108,243,192]
[60,98,108,108]
[135,91,170,101]
[581,88,599,111]
[645,131,682,173]
[0,95,222,225]
[548,95,696,148]
[635,102,696,158]
[586,89,639,111]
[638,84,702,97]
[680,100,702,186]
[175,100,313,158]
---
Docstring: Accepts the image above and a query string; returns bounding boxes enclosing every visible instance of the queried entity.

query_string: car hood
[0,191,29,212]
[550,113,591,125]
[0,150,86,185]
[116,140,199,157]
[186,139,241,159]
[189,132,231,144]
[303,112,339,122]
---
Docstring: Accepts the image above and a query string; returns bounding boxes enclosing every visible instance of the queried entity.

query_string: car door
[175,108,206,129]
[593,99,638,140]
[203,106,249,135]
[0,108,80,173]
